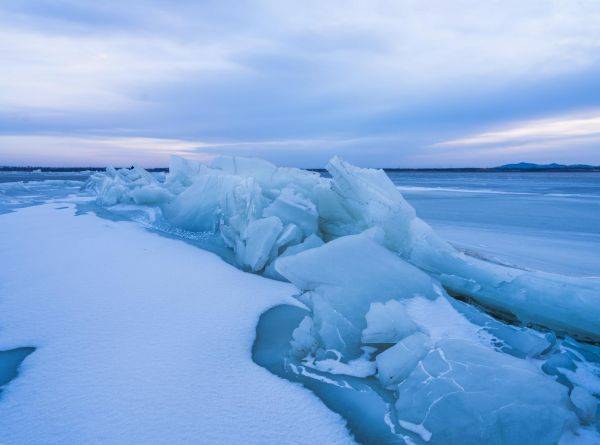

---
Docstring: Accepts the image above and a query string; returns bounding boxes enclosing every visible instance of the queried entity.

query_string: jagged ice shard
[86,155,600,444]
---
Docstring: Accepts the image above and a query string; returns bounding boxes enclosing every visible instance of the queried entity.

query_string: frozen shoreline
[1,161,599,444]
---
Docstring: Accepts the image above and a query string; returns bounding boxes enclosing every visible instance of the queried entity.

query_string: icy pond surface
[253,304,406,444]
[1,164,599,444]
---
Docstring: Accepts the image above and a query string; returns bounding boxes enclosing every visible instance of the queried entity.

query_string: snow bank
[88,155,600,341]
[0,204,353,444]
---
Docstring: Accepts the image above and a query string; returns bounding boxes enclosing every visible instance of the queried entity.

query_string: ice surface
[394,339,576,445]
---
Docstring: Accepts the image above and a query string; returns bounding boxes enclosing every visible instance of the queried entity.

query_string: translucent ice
[375,332,430,388]
[87,155,600,341]
[570,387,597,423]
[276,224,583,442]
[237,216,283,272]
[263,188,318,237]
[290,316,319,359]
[276,228,440,356]
[361,300,418,345]
[324,157,600,341]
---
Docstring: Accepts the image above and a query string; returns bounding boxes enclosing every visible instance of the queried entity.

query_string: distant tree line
[0,166,169,172]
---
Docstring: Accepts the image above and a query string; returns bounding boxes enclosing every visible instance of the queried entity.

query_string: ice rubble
[87,154,600,341]
[276,229,590,444]
[87,155,600,443]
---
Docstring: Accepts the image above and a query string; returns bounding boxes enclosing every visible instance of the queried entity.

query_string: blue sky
[1,0,600,167]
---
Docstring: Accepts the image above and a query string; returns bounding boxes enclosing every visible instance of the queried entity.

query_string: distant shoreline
[1,165,599,173]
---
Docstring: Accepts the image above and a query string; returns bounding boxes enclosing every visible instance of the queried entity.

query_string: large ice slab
[276,228,440,356]
[394,339,576,445]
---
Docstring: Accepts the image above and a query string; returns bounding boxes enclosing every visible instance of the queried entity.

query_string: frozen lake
[1,166,599,444]
[393,172,600,276]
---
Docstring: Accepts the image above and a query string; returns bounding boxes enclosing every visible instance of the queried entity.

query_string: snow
[361,300,418,344]
[0,203,354,445]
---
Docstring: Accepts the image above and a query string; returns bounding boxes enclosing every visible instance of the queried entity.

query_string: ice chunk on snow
[165,155,204,192]
[281,233,324,258]
[361,300,418,344]
[211,155,324,200]
[325,155,422,253]
[129,184,173,205]
[375,332,430,388]
[85,165,166,207]
[164,173,264,235]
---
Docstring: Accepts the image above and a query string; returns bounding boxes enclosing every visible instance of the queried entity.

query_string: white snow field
[0,203,353,444]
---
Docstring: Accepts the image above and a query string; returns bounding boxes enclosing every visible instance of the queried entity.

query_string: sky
[1,0,600,168]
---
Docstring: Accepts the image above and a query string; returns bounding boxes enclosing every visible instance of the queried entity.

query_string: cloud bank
[1,0,600,167]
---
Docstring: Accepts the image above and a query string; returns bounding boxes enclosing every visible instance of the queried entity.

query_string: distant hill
[383,162,600,172]
[493,162,600,172]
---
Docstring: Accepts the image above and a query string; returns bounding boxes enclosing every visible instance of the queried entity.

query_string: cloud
[1,1,600,166]
[435,113,600,147]
[419,111,600,166]
[0,135,211,167]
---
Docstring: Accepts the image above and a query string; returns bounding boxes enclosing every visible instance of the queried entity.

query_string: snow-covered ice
[0,203,353,444]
